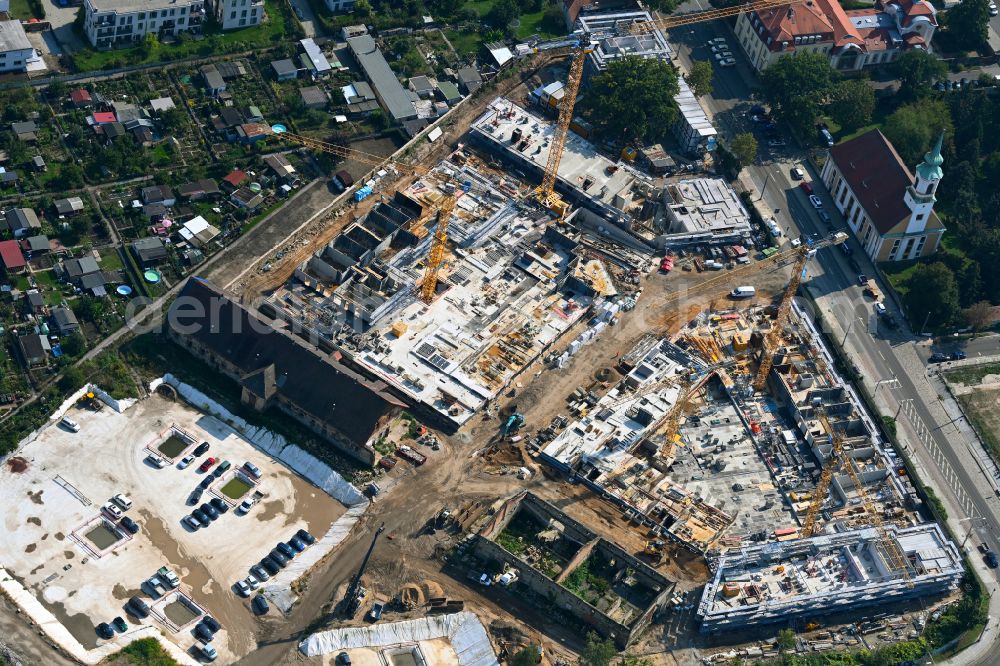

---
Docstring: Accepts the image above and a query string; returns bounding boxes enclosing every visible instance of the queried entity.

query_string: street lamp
[874,374,898,397]
[757,170,781,202]
[959,516,985,549]
[894,398,912,421]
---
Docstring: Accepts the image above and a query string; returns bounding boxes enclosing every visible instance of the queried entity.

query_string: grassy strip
[108,637,180,665]
[956,392,1000,468]
[945,363,1000,387]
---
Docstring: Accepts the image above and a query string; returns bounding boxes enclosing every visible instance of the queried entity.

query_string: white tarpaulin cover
[300,612,499,666]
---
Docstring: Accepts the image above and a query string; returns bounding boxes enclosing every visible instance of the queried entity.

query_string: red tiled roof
[70,89,91,103]
[904,33,927,45]
[829,129,915,235]
[223,169,248,187]
[92,112,116,124]
[754,1,834,52]
[0,240,26,269]
[812,0,865,47]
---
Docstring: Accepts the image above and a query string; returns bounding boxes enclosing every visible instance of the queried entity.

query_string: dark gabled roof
[169,278,404,446]
[18,333,45,360]
[81,272,105,289]
[219,107,244,128]
[23,234,48,252]
[829,129,914,235]
[51,306,78,330]
[132,236,168,262]
[242,363,278,401]
[178,178,220,198]
[64,256,100,279]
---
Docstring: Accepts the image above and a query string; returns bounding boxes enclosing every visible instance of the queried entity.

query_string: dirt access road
[233,263,793,666]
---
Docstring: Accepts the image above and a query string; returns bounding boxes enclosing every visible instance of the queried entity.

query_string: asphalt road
[669,12,1000,658]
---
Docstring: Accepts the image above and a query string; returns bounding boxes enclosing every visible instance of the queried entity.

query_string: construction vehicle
[396,445,427,466]
[752,232,848,393]
[799,412,913,586]
[341,523,385,617]
[78,391,104,411]
[501,413,525,437]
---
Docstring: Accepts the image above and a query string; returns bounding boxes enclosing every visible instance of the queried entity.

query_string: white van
[60,416,80,432]
[730,286,756,299]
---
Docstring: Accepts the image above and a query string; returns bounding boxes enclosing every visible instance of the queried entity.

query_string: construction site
[137,5,968,662]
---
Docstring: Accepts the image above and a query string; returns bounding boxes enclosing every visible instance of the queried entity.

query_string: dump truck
[396,445,426,466]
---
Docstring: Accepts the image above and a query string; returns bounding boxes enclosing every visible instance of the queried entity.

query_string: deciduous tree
[583,56,679,143]
[965,300,993,332]
[760,52,835,136]
[728,132,758,168]
[580,632,616,666]
[944,0,991,50]
[882,98,953,166]
[893,49,947,99]
[827,79,875,133]
[684,60,713,97]
[905,262,961,330]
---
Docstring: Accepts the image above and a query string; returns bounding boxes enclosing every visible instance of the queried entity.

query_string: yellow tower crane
[264,126,462,304]
[530,0,801,217]
[752,233,848,392]
[801,412,913,585]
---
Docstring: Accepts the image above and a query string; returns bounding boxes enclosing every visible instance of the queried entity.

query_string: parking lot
[0,393,347,662]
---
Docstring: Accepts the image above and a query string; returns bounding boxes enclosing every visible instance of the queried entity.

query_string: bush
[112,637,180,665]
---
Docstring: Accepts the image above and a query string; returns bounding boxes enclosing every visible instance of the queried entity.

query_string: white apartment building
[211,0,263,31]
[0,20,35,73]
[84,0,206,49]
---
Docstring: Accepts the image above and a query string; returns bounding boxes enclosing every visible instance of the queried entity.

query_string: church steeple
[915,132,944,196]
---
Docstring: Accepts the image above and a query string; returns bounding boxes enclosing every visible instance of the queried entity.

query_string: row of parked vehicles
[101,493,140,535]
[238,529,316,598]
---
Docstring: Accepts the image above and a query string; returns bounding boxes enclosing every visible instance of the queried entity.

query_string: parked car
[235,579,252,597]
[260,557,281,575]
[193,442,210,456]
[146,453,167,468]
[713,51,733,61]
[112,494,132,510]
[250,564,271,581]
[128,596,150,618]
[857,274,868,286]
[336,652,352,666]
[840,242,853,256]
[790,167,805,180]
[798,181,813,194]
[96,622,114,639]
[818,210,831,226]
[295,528,316,545]
[194,622,215,642]
[790,238,802,249]
[238,497,257,514]
[184,515,202,530]
[199,476,214,490]
[200,503,219,521]
[708,37,727,45]
[768,138,786,147]
[269,549,291,566]
[276,542,296,559]
[951,351,967,360]
[210,497,229,514]
[201,616,221,633]
[213,460,232,478]
[710,44,728,53]
[369,602,384,621]
[289,536,307,552]
[199,457,217,473]
[979,543,990,554]
[246,574,260,590]
[719,58,736,67]
[808,194,823,209]
[986,551,999,568]
[252,595,270,615]
[102,502,123,519]
[188,489,204,505]
[197,642,218,662]
[192,509,210,524]
[120,516,140,534]
[929,352,950,363]
[243,461,262,479]
[61,416,80,432]
[178,454,196,469]
[112,616,128,632]
[874,302,887,316]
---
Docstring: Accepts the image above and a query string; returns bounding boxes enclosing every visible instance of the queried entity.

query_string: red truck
[396,445,426,466]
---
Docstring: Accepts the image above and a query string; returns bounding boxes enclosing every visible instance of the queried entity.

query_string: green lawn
[33,270,59,288]
[7,0,35,20]
[71,0,297,72]
[514,8,562,39]
[446,29,485,57]
[221,477,253,499]
[98,250,124,271]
